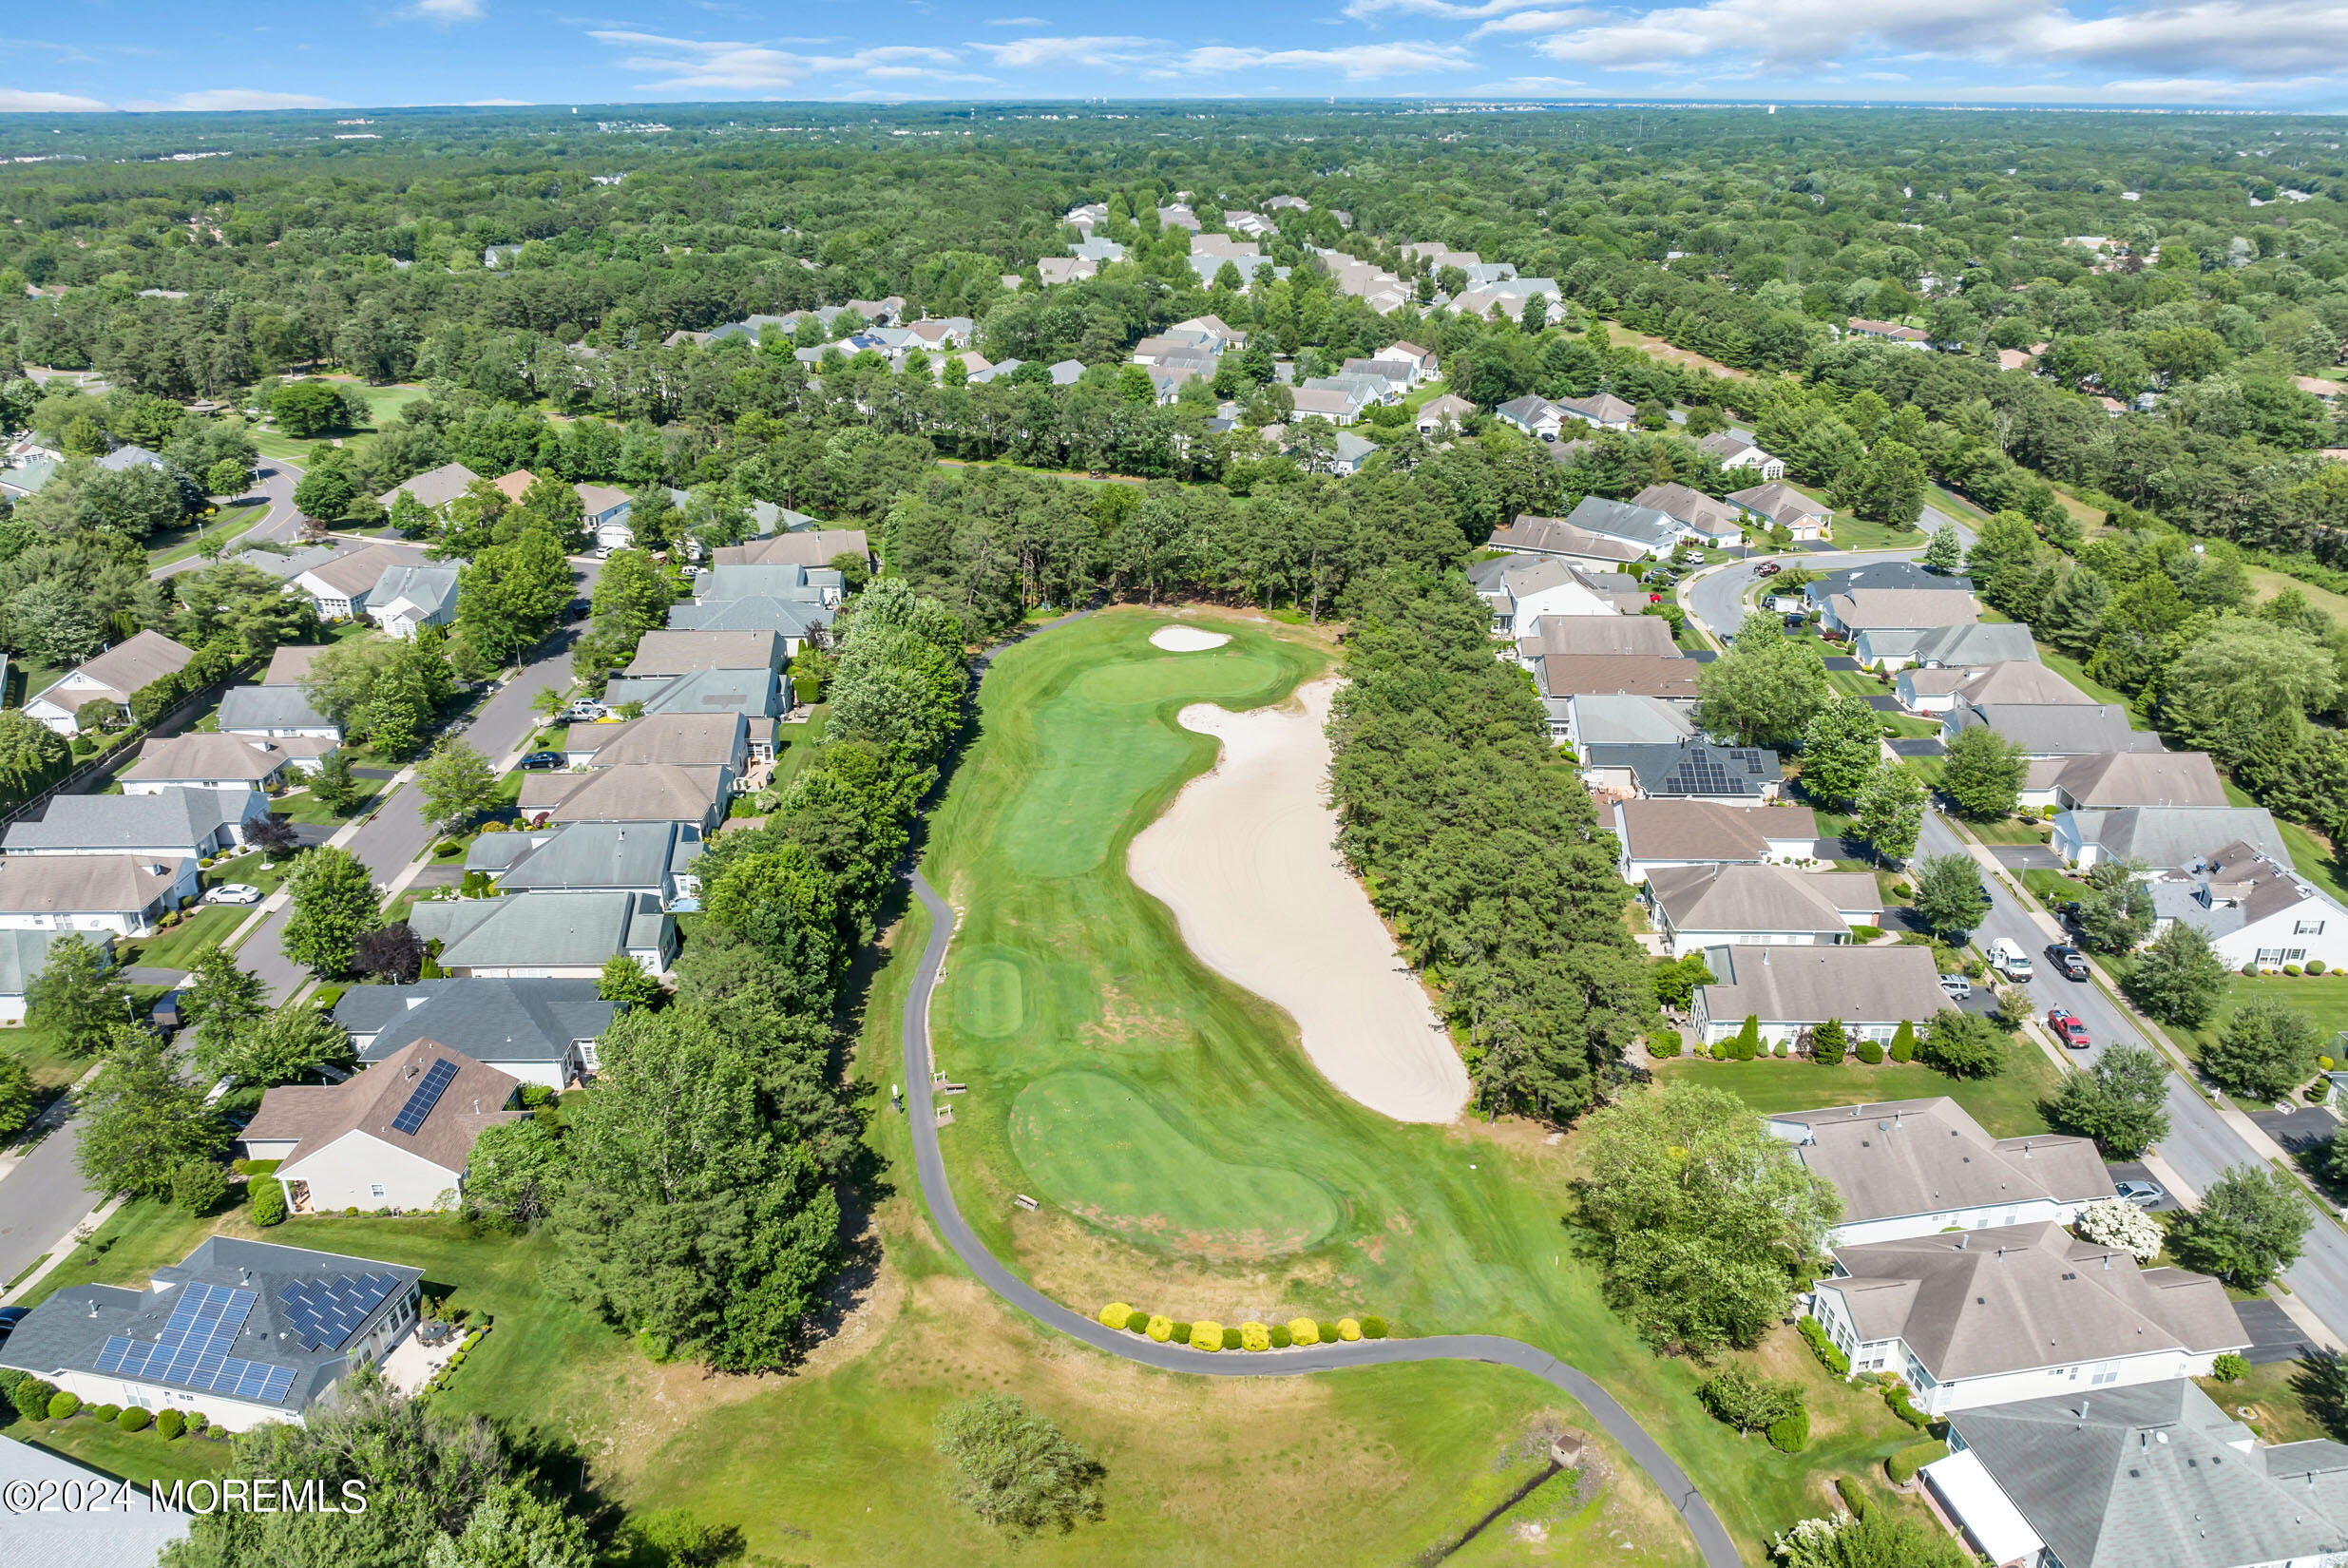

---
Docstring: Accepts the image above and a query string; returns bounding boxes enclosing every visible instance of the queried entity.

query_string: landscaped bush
[1316,1321,1340,1345]
[249,1181,286,1226]
[1269,1323,1292,1348]
[1889,1020,1918,1062]
[1883,1382,1931,1429]
[2312,961,2329,976]
[1835,1477,1869,1518]
[1696,1367,1804,1435]
[1097,1301,1133,1329]
[1848,926,1884,942]
[1766,1409,1810,1453]
[2213,1353,2249,1383]
[10,1380,55,1423]
[90,1404,121,1424]
[1649,1028,1682,1058]
[1289,1317,1320,1346]
[47,1391,80,1421]
[1797,1315,1851,1376]
[1220,1326,1242,1350]
[519,1084,555,1109]
[1361,1316,1388,1339]
[1241,1322,1269,1351]
[1886,1440,1947,1484]
[1171,1323,1192,1345]
[1856,1041,1884,1064]
[2312,1081,2331,1103]
[155,1409,185,1440]
[1146,1315,1173,1342]
[2287,965,2303,976]
[1124,1310,1148,1332]
[118,1406,150,1432]
[1709,1041,1729,1060]
[1337,1318,1362,1341]
[1191,1319,1223,1352]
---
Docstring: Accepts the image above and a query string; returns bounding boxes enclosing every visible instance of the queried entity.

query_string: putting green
[1007,1069,1341,1256]
[949,950,1025,1039]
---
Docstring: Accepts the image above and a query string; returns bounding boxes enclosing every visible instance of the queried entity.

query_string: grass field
[863,604,1924,1558]
[2182,973,2348,1058]
[117,907,250,973]
[1823,517,1929,553]
[146,502,268,570]
[251,382,430,464]
[10,1410,237,1487]
[765,704,830,797]
[1651,1050,2061,1138]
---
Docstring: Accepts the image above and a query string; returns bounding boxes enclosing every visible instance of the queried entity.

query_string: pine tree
[2036,566,2113,659]
[1811,1018,1848,1065]
[1922,522,1963,573]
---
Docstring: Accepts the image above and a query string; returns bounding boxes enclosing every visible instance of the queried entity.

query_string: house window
[2257,948,2309,966]
[2297,920,2326,935]
[370,1184,386,1200]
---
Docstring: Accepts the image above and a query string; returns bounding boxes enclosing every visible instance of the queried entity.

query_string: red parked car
[2047,1009,2090,1049]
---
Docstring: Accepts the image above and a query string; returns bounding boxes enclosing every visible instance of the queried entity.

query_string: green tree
[457,528,572,666]
[292,463,358,523]
[2168,1164,2311,1288]
[1835,439,1925,526]
[0,1053,35,1143]
[1851,761,1927,865]
[195,1001,353,1090]
[1810,1017,1848,1066]
[1797,695,1883,808]
[1963,509,2050,620]
[75,1029,228,1200]
[2048,1042,2172,1158]
[1651,952,1715,1010]
[422,1481,593,1568]
[11,579,105,665]
[700,844,846,1014]
[1696,611,1831,749]
[310,747,367,814]
[2161,616,2339,771]
[1695,1366,1803,1434]
[281,847,381,977]
[1922,522,1963,573]
[271,379,351,438]
[933,1395,1107,1539]
[2073,856,2154,953]
[2037,566,2113,658]
[2124,921,2230,1027]
[2204,996,2320,1103]
[463,1119,564,1224]
[598,953,664,1006]
[1772,1509,1976,1568]
[1918,1007,2006,1080]
[415,738,498,835]
[1938,723,2028,820]
[1572,1080,1842,1352]
[180,946,269,1068]
[1910,852,1990,940]
[26,934,131,1057]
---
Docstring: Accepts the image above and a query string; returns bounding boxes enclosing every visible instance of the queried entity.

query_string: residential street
[0,1116,94,1295]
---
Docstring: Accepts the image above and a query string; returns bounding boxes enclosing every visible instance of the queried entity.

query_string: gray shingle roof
[2063,806,2290,870]
[409,889,669,971]
[1646,863,1851,936]
[1885,622,2037,667]
[0,929,106,996]
[601,668,779,724]
[1947,1381,2348,1568]
[1564,694,1696,747]
[0,1432,192,1566]
[3,787,245,855]
[1951,702,2157,757]
[1616,800,1818,863]
[370,564,460,618]
[2030,751,2228,809]
[1698,943,1945,1025]
[667,596,834,638]
[1563,495,1681,550]
[335,977,616,1070]
[217,684,337,734]
[1769,1098,2112,1224]
[1804,561,1974,601]
[473,820,701,894]
[1583,741,1781,798]
[1531,614,1677,660]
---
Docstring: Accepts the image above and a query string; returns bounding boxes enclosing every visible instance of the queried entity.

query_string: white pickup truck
[1984,938,2033,984]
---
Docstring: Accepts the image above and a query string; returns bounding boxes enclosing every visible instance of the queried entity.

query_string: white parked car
[205,883,262,906]
[1938,973,1973,1001]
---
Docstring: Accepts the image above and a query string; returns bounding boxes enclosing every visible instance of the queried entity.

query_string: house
[2022,750,2229,813]
[3,787,258,862]
[1929,1380,2348,1568]
[2053,805,2288,872]
[597,668,786,758]
[1287,386,1365,426]
[0,929,114,1025]
[1556,392,1637,431]
[24,630,198,736]
[488,468,540,506]
[1529,655,1701,737]
[577,485,633,548]
[1469,554,1624,639]
[1943,701,2158,760]
[124,733,335,794]
[1582,741,1785,806]
[1823,587,1979,639]
[1382,340,1439,379]
[1643,863,1878,957]
[1484,514,1649,570]
[666,594,833,653]
[0,1236,424,1432]
[1697,431,1785,480]
[1520,614,1675,661]
[1689,943,1948,1048]
[1038,258,1098,285]
[1170,315,1245,353]
[467,818,705,908]
[1727,482,1832,540]
[2148,839,2348,974]
[95,444,166,473]
[1767,1098,2114,1247]
[408,889,677,980]
[239,1040,522,1214]
[1495,395,1564,441]
[366,565,461,640]
[1613,799,1819,883]
[1186,253,1277,290]
[1811,1223,2245,1416]
[1804,561,1973,606]
[1562,496,1685,557]
[374,461,480,513]
[1929,660,2094,716]
[290,545,421,621]
[1414,392,1476,434]
[559,712,749,774]
[690,561,845,610]
[711,528,870,571]
[1879,622,2039,681]
[0,1430,190,1563]
[1069,238,1126,264]
[0,854,197,936]
[1633,482,1745,547]
[1329,431,1381,477]
[334,977,616,1087]
[1896,646,2053,712]
[624,629,785,679]
[519,763,731,832]
[216,684,342,741]
[1560,694,1696,750]
[1844,316,1931,346]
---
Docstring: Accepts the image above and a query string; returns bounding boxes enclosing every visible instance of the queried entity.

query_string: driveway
[2250,1106,2340,1154]
[2232,1298,2316,1366]
[1990,845,2065,870]
[1888,737,1946,758]
[2104,1160,2184,1214]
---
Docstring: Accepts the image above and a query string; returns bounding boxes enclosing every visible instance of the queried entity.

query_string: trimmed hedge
[1766,1409,1810,1453]
[2213,1352,2249,1383]
[1098,1301,1134,1329]
[1887,1440,1947,1485]
[1146,1315,1174,1343]
[1856,1041,1885,1064]
[1269,1324,1292,1348]
[1099,1301,1394,1350]
[1797,1315,1851,1376]
[1289,1317,1320,1346]
[48,1391,80,1421]
[1835,1477,1869,1519]
[155,1409,185,1440]
[1124,1310,1149,1333]
[10,1379,56,1423]
[1170,1322,1193,1346]
[118,1406,151,1432]
[1884,1384,1931,1430]
[1361,1316,1388,1339]
[1192,1319,1225,1353]
[1220,1326,1242,1350]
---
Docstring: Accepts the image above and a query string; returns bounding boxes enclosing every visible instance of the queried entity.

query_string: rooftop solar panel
[278,1272,403,1350]
[94,1279,300,1406]
[390,1058,458,1136]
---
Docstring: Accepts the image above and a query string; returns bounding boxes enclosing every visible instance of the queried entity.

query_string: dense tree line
[1327,569,1651,1123]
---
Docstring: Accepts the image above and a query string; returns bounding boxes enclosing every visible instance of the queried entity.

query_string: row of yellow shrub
[1096,1302,1386,1349]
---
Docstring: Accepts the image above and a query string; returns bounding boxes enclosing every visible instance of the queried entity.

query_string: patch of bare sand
[1129,677,1470,1123]
[1151,622,1231,651]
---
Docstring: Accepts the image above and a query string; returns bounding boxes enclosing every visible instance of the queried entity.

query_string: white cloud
[1467,73,1588,90]
[964,34,1154,67]
[984,14,1046,23]
[466,97,535,105]
[0,87,108,111]
[126,89,336,110]
[589,29,989,90]
[1468,8,1594,35]
[1342,0,1552,18]
[1180,40,1475,76]
[406,0,486,19]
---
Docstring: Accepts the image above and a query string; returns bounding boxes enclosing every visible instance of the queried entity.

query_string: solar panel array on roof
[279,1272,402,1351]
[92,1282,298,1405]
[389,1057,457,1135]
[1657,747,1772,794]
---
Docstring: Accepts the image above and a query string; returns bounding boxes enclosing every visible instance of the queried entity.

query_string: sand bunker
[1129,678,1470,1124]
[1150,624,1231,652]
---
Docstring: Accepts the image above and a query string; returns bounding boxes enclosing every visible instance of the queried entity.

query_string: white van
[1985,938,2033,983]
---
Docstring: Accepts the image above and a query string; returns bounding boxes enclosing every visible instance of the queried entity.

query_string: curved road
[893,638,1742,1568]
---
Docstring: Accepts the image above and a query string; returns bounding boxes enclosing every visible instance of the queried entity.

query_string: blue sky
[3,0,2343,113]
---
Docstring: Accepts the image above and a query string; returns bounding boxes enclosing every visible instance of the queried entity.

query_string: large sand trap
[1150,624,1231,652]
[1129,678,1470,1123]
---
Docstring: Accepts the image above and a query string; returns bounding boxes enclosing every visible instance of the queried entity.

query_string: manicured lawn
[19,1198,224,1308]
[2033,642,2131,707]
[2244,564,2348,624]
[116,906,252,973]
[2222,777,2348,906]
[1971,815,2053,847]
[888,606,1912,1558]
[2182,973,2348,1058]
[146,501,266,569]
[271,776,385,826]
[251,382,430,464]
[11,1413,236,1487]
[1823,517,1929,553]
[0,1017,95,1094]
[1652,1049,2062,1138]
[2201,1359,2335,1446]
[767,705,830,797]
